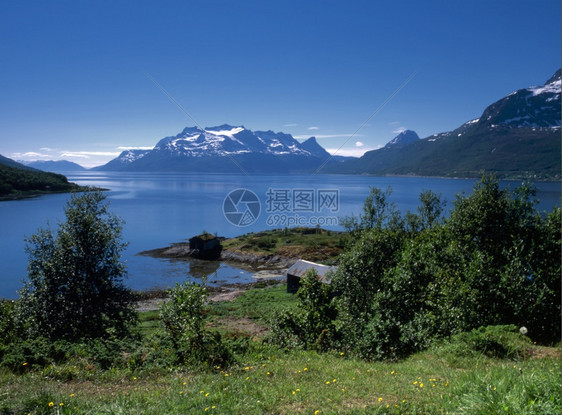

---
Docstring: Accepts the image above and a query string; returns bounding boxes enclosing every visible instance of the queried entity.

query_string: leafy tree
[417,189,445,229]
[16,190,136,341]
[341,186,402,233]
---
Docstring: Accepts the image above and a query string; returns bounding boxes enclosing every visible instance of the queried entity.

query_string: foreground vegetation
[1,178,560,413]
[1,284,560,414]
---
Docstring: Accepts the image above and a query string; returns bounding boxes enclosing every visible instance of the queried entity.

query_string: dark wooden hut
[188,233,222,260]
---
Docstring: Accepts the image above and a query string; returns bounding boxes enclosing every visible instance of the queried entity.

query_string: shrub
[160,282,233,367]
[441,325,532,361]
[0,299,17,345]
[270,270,338,351]
[0,337,72,373]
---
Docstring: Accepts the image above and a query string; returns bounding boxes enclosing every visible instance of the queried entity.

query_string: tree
[341,186,402,233]
[16,190,136,341]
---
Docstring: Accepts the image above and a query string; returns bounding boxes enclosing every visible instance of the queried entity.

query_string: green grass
[1,347,559,414]
[1,283,560,414]
[208,283,298,324]
[136,309,161,336]
[222,227,347,264]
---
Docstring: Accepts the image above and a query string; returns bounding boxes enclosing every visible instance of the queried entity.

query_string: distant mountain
[0,155,81,199]
[0,154,34,170]
[300,136,331,158]
[23,160,86,173]
[384,130,420,148]
[95,125,349,173]
[327,70,561,180]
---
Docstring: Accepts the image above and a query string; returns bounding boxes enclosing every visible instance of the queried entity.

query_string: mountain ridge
[326,69,561,180]
[94,125,348,173]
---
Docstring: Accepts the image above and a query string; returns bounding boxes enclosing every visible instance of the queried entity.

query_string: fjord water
[0,172,559,299]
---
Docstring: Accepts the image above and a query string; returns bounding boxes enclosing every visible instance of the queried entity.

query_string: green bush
[270,270,338,351]
[160,282,233,367]
[0,337,72,373]
[0,299,17,345]
[443,325,532,361]
[276,176,561,361]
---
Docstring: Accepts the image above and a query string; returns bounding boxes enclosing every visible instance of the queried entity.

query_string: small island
[140,227,344,269]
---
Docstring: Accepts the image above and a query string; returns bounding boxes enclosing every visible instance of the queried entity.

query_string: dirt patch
[208,290,245,303]
[210,316,268,338]
[135,298,167,312]
[529,346,561,359]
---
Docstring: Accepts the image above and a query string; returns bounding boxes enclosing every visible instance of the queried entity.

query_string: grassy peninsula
[0,161,83,200]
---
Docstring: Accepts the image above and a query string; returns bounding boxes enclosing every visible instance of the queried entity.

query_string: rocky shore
[139,243,297,270]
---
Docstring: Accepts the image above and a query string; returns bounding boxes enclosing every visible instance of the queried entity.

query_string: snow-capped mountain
[96,125,345,173]
[328,69,561,179]
[475,68,560,129]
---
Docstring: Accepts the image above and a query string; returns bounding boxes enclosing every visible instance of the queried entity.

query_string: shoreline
[139,244,298,270]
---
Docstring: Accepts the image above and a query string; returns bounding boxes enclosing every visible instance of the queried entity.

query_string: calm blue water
[0,172,559,299]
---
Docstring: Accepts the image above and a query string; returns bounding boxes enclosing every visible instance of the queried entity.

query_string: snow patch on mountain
[528,78,561,96]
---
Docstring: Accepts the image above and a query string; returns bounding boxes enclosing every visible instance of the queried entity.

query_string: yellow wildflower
[378,397,383,402]
[48,402,54,407]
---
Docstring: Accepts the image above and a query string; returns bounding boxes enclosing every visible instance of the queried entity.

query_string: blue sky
[0,0,560,167]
